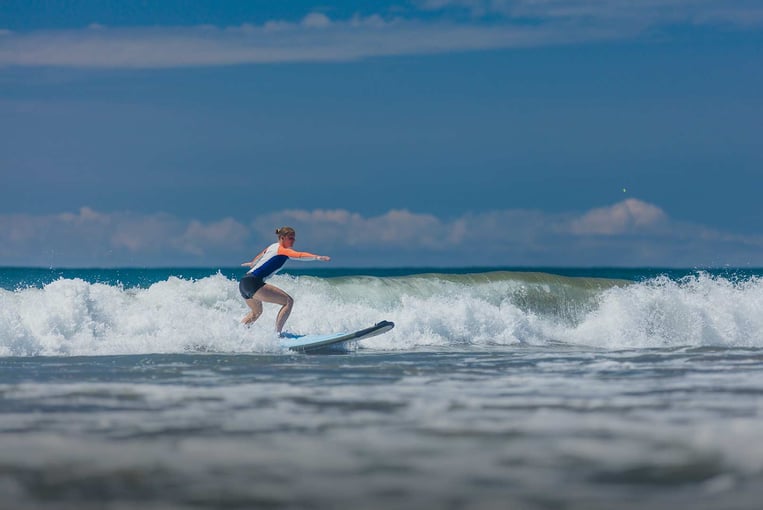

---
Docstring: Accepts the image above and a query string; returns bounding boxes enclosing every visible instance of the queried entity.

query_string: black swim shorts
[239,275,266,299]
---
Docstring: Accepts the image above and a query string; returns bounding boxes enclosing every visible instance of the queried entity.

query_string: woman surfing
[239,227,330,335]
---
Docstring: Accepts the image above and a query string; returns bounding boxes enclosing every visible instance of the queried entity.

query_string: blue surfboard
[279,320,394,353]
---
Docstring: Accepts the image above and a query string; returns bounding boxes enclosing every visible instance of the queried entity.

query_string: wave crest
[1,272,761,356]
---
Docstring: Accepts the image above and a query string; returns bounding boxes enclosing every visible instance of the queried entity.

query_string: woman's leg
[241,298,263,325]
[254,284,294,334]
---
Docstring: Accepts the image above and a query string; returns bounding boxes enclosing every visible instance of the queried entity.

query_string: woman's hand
[318,256,331,262]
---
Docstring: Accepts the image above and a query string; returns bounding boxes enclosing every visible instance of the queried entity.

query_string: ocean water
[1,266,763,509]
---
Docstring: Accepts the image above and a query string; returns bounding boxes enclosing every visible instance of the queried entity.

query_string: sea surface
[2,266,763,510]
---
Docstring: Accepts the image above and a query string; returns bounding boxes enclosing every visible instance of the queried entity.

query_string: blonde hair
[275,226,296,238]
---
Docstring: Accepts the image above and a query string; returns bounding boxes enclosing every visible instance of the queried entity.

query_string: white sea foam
[1,272,762,356]
[563,274,763,349]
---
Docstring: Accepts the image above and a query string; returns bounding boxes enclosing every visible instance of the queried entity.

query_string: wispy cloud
[0,17,604,69]
[1,1,760,69]
[2,201,760,267]
[418,0,763,27]
[0,207,250,266]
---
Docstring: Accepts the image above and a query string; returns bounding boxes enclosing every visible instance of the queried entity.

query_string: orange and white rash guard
[246,243,320,280]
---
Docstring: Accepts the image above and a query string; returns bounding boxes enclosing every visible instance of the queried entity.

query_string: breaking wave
[1,271,762,356]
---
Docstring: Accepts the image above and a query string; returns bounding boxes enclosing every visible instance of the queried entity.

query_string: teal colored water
[1,266,760,290]
[1,267,763,509]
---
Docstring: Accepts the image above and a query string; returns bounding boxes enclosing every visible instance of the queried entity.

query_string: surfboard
[279,320,394,353]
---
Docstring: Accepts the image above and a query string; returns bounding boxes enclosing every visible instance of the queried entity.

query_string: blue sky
[1,0,762,267]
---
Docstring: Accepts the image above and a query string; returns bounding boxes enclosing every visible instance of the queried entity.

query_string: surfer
[239,226,330,335]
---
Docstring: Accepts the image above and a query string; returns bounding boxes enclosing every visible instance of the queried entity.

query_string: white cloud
[568,198,668,235]
[301,13,332,29]
[248,201,763,266]
[0,2,759,69]
[175,218,249,256]
[59,206,110,225]
[0,207,249,266]
[1,201,761,267]
[251,208,452,249]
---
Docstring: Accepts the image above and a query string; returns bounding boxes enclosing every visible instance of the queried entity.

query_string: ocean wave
[1,271,761,356]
